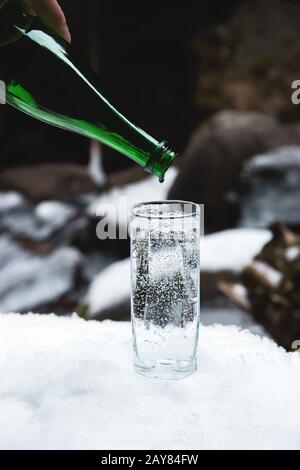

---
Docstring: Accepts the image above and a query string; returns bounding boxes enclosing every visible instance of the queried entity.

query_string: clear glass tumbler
[130,201,201,379]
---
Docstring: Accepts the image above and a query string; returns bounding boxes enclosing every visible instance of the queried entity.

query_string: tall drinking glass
[130,201,201,379]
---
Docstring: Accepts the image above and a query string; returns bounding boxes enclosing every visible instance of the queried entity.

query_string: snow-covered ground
[0,314,299,450]
[86,228,271,317]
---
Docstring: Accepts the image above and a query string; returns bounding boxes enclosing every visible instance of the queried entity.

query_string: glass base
[134,358,197,380]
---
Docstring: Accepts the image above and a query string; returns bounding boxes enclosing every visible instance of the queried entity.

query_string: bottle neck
[0,2,178,180]
[145,141,177,179]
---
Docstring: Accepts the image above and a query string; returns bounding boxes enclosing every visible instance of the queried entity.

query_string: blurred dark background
[1,0,300,349]
[2,0,287,170]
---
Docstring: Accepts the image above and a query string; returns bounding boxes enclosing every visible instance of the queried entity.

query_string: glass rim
[131,200,200,219]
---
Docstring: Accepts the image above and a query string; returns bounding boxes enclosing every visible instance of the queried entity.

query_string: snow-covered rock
[0,209,58,241]
[87,258,131,315]
[0,314,299,450]
[247,145,300,170]
[1,200,79,242]
[201,228,271,272]
[35,201,76,227]
[240,146,300,227]
[0,192,25,214]
[87,228,271,317]
[0,236,83,312]
[251,261,282,287]
[0,235,32,270]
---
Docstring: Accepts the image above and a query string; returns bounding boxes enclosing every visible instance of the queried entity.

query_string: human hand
[0,0,71,42]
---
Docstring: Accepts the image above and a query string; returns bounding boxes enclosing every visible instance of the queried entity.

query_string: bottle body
[0,3,176,178]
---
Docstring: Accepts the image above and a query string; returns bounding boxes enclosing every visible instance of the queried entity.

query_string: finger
[0,0,9,7]
[31,0,71,42]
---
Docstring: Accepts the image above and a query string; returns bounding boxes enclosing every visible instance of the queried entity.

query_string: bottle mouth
[145,141,177,179]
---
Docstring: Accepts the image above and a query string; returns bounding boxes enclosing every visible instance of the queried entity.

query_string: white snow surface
[0,314,299,450]
[87,228,271,316]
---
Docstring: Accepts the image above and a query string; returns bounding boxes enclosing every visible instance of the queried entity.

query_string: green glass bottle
[0,1,176,179]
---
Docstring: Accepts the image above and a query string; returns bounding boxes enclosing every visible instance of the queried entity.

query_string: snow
[240,146,300,228]
[0,197,78,242]
[0,191,25,214]
[87,229,271,317]
[35,201,76,227]
[87,258,131,315]
[231,283,248,301]
[88,140,106,186]
[0,235,32,269]
[0,314,299,450]
[1,210,50,240]
[0,237,82,312]
[202,228,271,272]
[246,146,300,170]
[285,246,300,261]
[252,261,282,287]
[1,208,73,241]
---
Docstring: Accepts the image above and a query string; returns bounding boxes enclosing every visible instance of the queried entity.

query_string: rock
[201,305,266,337]
[35,201,77,226]
[93,299,131,322]
[0,202,84,244]
[0,235,85,314]
[219,223,300,350]
[85,258,131,318]
[239,146,300,230]
[0,164,98,202]
[201,227,272,303]
[193,0,300,120]
[202,271,240,305]
[0,190,96,256]
[169,111,300,232]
